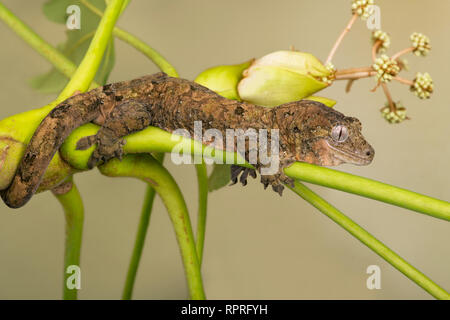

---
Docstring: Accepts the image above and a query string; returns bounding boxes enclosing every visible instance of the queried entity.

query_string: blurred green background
[0,0,448,299]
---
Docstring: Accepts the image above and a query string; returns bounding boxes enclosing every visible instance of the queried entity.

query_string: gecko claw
[229,165,257,187]
[272,184,284,196]
[76,135,97,150]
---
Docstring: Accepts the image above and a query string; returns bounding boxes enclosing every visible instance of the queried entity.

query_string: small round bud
[380,101,407,124]
[372,30,390,53]
[351,0,375,20]
[410,32,431,56]
[321,62,336,85]
[372,54,400,83]
[410,72,433,99]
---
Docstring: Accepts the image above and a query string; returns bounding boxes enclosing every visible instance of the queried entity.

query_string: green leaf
[208,164,231,192]
[30,0,115,93]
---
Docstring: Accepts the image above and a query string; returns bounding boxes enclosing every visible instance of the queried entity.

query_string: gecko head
[279,101,375,166]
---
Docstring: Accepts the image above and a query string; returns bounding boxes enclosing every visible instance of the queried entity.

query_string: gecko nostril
[366,150,372,156]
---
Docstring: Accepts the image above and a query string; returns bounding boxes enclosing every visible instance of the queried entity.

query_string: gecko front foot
[229,165,257,186]
[260,172,295,196]
[76,133,126,169]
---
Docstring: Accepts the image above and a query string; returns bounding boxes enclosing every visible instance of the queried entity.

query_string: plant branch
[99,154,206,300]
[381,82,395,112]
[284,162,450,221]
[393,76,414,86]
[80,0,178,77]
[195,162,208,265]
[58,0,125,98]
[0,2,99,91]
[122,152,164,300]
[391,47,415,61]
[52,178,84,300]
[288,181,450,300]
[325,13,358,65]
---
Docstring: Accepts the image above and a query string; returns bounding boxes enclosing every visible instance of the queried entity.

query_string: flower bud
[237,51,331,107]
[304,96,336,107]
[194,60,253,100]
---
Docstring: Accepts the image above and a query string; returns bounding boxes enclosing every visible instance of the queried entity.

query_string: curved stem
[99,154,205,300]
[58,0,125,98]
[284,163,450,221]
[0,1,99,87]
[394,76,414,86]
[288,181,449,300]
[381,82,395,112]
[325,13,358,65]
[0,1,74,78]
[195,162,208,265]
[80,0,178,77]
[372,40,381,61]
[392,47,415,61]
[122,153,164,300]
[52,178,84,300]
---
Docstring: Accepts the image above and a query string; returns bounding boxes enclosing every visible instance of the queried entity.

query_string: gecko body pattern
[2,73,374,208]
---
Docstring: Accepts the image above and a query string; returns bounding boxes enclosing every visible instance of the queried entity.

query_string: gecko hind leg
[229,165,257,186]
[76,100,152,169]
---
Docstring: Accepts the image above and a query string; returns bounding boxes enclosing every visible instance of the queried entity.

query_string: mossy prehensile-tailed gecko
[2,72,374,208]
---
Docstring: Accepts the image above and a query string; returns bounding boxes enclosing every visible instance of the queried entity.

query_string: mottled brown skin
[1,72,374,208]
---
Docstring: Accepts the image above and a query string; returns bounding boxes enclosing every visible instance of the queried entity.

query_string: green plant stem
[195,162,208,265]
[99,154,205,300]
[122,153,164,300]
[53,178,84,300]
[58,0,125,98]
[284,162,450,221]
[53,0,124,300]
[288,181,450,300]
[0,1,99,89]
[0,1,74,79]
[80,0,178,77]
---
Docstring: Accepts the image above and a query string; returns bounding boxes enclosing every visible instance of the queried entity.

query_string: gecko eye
[331,125,348,142]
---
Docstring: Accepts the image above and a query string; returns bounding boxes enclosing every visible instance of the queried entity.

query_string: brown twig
[345,79,355,93]
[391,47,415,61]
[381,83,395,112]
[325,13,358,65]
[393,76,414,86]
[372,40,382,61]
[335,70,375,80]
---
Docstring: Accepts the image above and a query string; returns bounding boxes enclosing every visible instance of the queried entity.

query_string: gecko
[1,72,374,208]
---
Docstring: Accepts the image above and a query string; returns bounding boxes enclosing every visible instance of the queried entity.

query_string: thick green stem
[284,163,450,221]
[288,181,450,300]
[53,178,84,300]
[99,154,205,300]
[122,153,164,300]
[195,162,208,265]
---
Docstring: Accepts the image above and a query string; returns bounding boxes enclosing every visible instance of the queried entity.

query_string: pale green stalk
[53,178,84,300]
[99,155,205,299]
[289,181,450,300]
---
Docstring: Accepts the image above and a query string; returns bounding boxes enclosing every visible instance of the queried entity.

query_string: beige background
[0,0,449,299]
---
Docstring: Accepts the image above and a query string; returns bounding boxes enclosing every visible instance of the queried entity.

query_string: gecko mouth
[326,141,374,165]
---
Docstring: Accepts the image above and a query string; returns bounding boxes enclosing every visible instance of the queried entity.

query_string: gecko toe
[272,184,284,196]
[230,165,257,187]
[239,169,250,186]
[76,135,97,150]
